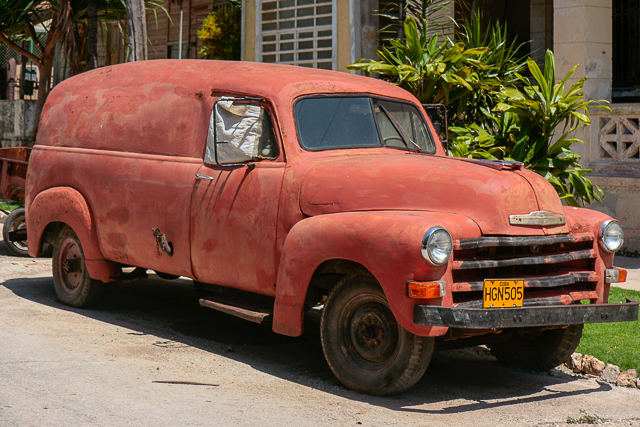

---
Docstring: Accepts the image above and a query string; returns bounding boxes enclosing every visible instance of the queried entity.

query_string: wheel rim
[7,214,28,251]
[349,302,399,363]
[56,237,84,294]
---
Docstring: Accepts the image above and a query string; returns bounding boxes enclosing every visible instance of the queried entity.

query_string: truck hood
[299,153,568,236]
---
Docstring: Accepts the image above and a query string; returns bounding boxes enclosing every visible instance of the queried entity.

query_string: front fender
[272,211,481,337]
[27,186,119,282]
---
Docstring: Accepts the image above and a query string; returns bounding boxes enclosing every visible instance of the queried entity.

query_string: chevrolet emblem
[509,210,566,226]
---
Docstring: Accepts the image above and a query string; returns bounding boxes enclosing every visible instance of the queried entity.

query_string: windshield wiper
[378,105,422,153]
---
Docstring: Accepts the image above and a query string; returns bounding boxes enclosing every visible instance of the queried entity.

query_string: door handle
[195,174,215,180]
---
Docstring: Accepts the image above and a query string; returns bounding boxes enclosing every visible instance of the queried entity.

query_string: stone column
[530,0,554,68]
[553,0,612,164]
[553,0,612,103]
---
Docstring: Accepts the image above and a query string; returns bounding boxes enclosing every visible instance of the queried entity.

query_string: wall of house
[554,0,640,252]
[242,0,378,71]
[0,100,37,148]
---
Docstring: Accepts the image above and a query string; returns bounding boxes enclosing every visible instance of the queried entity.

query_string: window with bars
[259,0,335,70]
[613,0,640,102]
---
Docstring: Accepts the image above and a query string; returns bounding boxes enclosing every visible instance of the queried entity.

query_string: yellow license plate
[483,279,524,308]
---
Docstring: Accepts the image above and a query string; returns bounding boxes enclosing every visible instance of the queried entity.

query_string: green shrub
[198,3,241,60]
[451,50,610,206]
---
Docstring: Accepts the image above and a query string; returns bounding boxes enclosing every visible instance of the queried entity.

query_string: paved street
[1,233,640,427]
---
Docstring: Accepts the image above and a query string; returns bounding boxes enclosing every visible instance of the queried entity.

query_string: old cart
[0,147,30,256]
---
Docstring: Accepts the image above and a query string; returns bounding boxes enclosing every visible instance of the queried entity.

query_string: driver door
[190,98,285,296]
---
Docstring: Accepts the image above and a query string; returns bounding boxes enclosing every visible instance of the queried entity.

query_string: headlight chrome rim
[599,219,624,253]
[422,227,453,266]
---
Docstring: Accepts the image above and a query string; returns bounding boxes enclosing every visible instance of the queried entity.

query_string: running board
[199,298,272,324]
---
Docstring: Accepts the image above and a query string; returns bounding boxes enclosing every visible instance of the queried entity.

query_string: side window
[204,99,279,166]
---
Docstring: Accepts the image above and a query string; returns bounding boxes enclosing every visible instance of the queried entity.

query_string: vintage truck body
[26,60,638,395]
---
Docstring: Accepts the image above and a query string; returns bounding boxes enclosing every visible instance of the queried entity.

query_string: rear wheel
[52,226,103,307]
[2,207,28,257]
[488,324,583,371]
[320,273,434,395]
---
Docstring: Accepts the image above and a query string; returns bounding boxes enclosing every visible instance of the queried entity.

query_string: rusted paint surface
[454,232,594,250]
[190,162,284,295]
[24,60,625,338]
[273,211,481,337]
[26,186,119,282]
[199,298,272,324]
[451,271,599,292]
[298,152,562,236]
[0,147,30,203]
[452,249,597,270]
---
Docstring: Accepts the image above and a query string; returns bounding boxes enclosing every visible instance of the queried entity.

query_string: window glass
[295,97,380,149]
[372,99,435,153]
[294,97,436,153]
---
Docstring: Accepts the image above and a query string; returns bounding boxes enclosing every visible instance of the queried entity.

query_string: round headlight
[600,220,624,253]
[422,227,453,266]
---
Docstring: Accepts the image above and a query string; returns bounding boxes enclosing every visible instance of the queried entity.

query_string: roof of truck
[37,60,427,159]
[56,59,416,104]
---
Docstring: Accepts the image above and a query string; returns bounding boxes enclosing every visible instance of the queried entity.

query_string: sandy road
[1,239,640,427]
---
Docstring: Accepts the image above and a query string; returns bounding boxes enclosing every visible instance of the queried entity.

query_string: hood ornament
[509,210,566,226]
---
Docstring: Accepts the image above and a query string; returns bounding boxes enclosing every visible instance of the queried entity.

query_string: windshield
[295,96,436,153]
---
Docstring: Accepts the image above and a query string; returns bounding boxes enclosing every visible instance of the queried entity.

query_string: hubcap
[57,238,84,293]
[350,303,399,363]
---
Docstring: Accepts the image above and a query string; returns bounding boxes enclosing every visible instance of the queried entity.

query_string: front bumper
[414,299,639,329]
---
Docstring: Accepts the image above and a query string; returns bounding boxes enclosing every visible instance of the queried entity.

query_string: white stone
[601,363,620,383]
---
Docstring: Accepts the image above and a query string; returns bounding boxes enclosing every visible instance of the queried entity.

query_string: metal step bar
[199,298,272,324]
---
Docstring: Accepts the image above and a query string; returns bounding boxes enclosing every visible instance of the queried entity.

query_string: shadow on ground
[1,274,612,414]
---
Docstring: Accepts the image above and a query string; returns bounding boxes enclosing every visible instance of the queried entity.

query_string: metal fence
[0,35,45,101]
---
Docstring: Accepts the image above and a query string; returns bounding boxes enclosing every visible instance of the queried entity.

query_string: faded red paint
[0,147,30,203]
[25,60,623,338]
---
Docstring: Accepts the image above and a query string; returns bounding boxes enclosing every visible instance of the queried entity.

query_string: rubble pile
[565,353,639,388]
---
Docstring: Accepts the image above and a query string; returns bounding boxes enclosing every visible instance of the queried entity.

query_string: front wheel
[320,273,434,395]
[52,226,104,307]
[488,324,583,372]
[2,207,29,257]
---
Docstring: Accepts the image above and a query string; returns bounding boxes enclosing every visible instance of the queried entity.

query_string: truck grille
[452,233,599,308]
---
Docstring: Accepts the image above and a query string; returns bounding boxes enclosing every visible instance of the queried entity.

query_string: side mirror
[422,104,449,153]
[204,97,278,167]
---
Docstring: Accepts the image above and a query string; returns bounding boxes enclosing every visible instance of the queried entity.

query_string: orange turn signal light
[407,280,446,299]
[616,267,627,283]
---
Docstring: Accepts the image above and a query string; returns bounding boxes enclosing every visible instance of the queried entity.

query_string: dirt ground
[1,236,640,427]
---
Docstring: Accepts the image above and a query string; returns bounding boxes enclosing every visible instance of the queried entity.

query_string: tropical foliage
[0,0,165,128]
[451,50,610,206]
[377,0,452,39]
[198,1,241,61]
[348,16,607,206]
[347,18,487,116]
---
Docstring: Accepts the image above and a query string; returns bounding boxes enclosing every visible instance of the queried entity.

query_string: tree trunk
[126,0,148,61]
[32,20,62,141]
[87,0,98,70]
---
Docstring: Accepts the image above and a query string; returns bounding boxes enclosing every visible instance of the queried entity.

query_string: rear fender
[27,187,118,282]
[272,211,481,337]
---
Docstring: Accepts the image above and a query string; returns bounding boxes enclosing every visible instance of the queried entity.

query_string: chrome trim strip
[509,210,566,226]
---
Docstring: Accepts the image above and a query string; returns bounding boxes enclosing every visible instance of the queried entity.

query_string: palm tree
[0,0,76,129]
[0,0,165,132]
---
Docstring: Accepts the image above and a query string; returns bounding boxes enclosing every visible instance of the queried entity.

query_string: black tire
[488,324,583,372]
[320,273,434,395]
[2,207,29,257]
[52,226,104,307]
[155,271,180,280]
